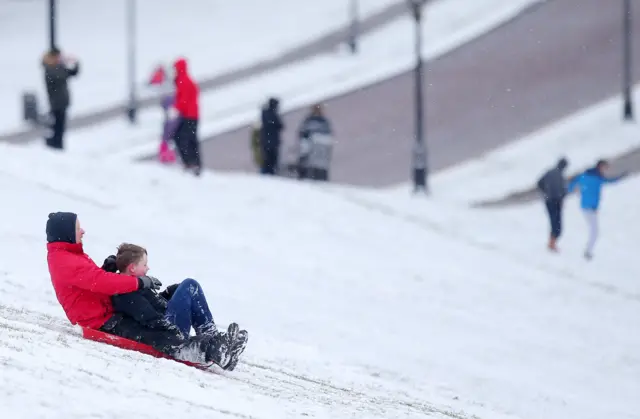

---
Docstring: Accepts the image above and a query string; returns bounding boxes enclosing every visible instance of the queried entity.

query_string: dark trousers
[545,199,563,239]
[261,148,279,175]
[45,109,67,149]
[101,315,184,355]
[174,118,201,168]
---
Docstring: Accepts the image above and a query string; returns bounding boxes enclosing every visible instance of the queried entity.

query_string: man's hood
[46,212,77,244]
[174,58,188,76]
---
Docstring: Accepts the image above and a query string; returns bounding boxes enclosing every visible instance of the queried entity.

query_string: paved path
[196,0,640,187]
[474,144,640,208]
[0,1,409,144]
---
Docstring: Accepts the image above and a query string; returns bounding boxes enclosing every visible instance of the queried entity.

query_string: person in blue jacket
[567,159,628,260]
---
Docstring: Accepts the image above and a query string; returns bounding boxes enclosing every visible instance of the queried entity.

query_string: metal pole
[48,0,56,50]
[348,0,359,54]
[412,5,428,193]
[623,0,634,121]
[126,0,137,123]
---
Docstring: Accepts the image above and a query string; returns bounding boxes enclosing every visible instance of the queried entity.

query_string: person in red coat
[171,57,201,176]
[45,212,227,365]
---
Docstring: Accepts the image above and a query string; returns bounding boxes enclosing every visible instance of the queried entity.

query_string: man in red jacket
[171,57,201,176]
[46,212,228,365]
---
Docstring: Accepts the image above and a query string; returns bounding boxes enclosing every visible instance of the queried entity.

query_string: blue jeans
[164,278,214,337]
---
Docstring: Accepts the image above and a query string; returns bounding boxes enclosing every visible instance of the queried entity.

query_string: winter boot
[195,321,218,337]
[203,333,231,368]
[203,323,241,368]
[223,329,248,371]
[170,335,217,365]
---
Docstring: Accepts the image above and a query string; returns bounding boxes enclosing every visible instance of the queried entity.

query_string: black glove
[101,255,118,273]
[138,275,162,291]
[159,283,180,301]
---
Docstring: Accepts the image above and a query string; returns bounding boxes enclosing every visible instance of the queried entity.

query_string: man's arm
[603,172,629,184]
[63,259,140,295]
[567,174,581,193]
[66,63,79,77]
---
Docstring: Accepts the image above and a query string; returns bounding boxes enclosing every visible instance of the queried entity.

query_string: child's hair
[115,243,147,273]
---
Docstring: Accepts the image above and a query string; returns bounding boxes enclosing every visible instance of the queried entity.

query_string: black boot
[207,323,245,369]
[223,329,248,371]
[202,323,239,368]
[170,335,216,365]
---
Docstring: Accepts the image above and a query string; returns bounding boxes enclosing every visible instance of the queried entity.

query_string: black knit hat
[46,212,78,244]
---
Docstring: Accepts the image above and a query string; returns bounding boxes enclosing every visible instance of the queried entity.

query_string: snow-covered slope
[0,143,637,419]
[0,0,396,132]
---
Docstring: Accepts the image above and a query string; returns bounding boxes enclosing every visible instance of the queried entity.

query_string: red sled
[81,327,212,370]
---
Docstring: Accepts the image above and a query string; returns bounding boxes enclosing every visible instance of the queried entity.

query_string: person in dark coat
[297,103,333,181]
[42,47,79,150]
[171,58,201,176]
[537,157,569,251]
[260,97,284,175]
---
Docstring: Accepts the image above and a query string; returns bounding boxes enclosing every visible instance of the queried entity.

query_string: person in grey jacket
[537,157,569,251]
[42,47,80,149]
[297,103,333,181]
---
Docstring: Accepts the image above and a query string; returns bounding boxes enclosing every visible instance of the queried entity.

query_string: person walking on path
[567,159,628,260]
[537,157,569,252]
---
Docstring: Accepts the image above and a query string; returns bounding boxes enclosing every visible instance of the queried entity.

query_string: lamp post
[623,0,634,121]
[126,0,137,124]
[48,0,56,50]
[348,0,359,54]
[407,0,428,193]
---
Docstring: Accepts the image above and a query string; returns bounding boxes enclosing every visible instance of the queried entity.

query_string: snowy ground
[0,0,396,132]
[0,134,638,419]
[13,0,542,158]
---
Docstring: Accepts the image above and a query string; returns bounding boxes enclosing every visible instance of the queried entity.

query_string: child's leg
[583,209,599,256]
[164,278,215,337]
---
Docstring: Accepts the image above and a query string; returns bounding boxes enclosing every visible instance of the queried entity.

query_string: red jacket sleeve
[61,256,140,295]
